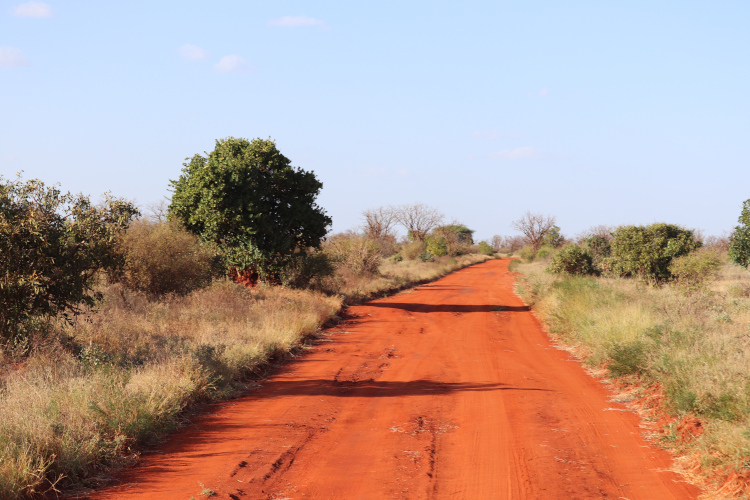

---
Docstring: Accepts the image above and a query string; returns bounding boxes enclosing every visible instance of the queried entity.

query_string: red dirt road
[85,259,699,499]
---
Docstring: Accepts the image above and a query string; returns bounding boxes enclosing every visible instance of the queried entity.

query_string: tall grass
[0,253,490,498]
[514,258,750,496]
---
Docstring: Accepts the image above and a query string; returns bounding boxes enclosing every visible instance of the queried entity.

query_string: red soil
[80,259,699,499]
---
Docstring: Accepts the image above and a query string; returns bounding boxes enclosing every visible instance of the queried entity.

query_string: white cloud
[12,1,52,18]
[268,15,327,28]
[178,44,209,61]
[0,46,30,68]
[491,147,537,160]
[214,55,253,73]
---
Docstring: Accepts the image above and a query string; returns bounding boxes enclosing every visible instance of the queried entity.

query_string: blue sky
[1,1,748,241]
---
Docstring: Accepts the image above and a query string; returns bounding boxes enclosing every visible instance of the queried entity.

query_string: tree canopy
[0,175,138,338]
[168,137,331,279]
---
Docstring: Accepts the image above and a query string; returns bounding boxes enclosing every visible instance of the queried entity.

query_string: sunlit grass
[515,258,750,495]
[0,253,490,498]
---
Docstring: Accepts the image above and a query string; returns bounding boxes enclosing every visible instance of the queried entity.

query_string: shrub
[426,224,474,256]
[669,249,722,292]
[323,233,382,276]
[401,240,427,260]
[418,252,435,263]
[535,245,556,260]
[425,235,448,257]
[118,220,222,297]
[391,253,403,263]
[277,249,334,288]
[606,223,700,282]
[478,241,494,255]
[582,234,611,271]
[0,176,138,340]
[518,246,536,262]
[547,245,594,275]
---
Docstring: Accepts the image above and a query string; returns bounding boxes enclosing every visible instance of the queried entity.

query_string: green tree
[729,199,750,269]
[606,223,700,282]
[425,223,474,257]
[168,137,331,280]
[0,175,139,339]
[542,225,565,248]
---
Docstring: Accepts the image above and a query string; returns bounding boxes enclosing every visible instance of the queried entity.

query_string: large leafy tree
[729,199,750,269]
[168,137,331,279]
[0,175,139,339]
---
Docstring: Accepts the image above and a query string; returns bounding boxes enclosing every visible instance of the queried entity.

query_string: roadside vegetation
[0,145,492,498]
[509,209,750,497]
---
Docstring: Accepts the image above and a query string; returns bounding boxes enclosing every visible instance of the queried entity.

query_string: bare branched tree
[490,235,525,253]
[575,225,614,243]
[511,211,557,252]
[362,206,398,241]
[145,199,169,223]
[394,203,444,242]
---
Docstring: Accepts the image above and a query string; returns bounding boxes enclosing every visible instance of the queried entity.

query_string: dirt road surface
[84,259,699,499]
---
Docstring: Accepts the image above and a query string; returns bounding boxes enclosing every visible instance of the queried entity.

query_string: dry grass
[0,253,491,498]
[514,258,750,498]
[323,253,491,302]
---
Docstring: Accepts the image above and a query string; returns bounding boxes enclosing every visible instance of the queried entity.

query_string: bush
[118,220,222,297]
[478,241,494,255]
[426,224,474,257]
[582,234,611,272]
[277,249,334,288]
[535,245,556,260]
[546,245,594,275]
[418,252,434,263]
[0,176,138,340]
[668,249,722,292]
[606,223,700,282]
[391,253,403,263]
[401,241,427,260]
[323,233,382,276]
[425,234,448,257]
[518,246,536,262]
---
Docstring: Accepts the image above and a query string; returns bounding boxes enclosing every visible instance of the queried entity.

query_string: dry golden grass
[514,258,750,498]
[0,253,491,498]
[327,253,490,301]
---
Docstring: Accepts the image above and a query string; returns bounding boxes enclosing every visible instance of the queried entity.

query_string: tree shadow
[366,303,530,313]
[254,378,549,399]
